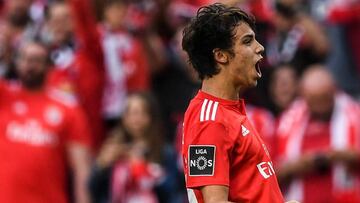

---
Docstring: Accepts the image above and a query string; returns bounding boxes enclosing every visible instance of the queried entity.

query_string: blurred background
[0,0,359,203]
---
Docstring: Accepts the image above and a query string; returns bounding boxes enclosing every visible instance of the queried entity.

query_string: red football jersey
[0,80,91,203]
[182,91,284,203]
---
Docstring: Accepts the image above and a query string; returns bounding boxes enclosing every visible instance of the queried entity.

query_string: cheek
[237,51,253,75]
[237,48,253,64]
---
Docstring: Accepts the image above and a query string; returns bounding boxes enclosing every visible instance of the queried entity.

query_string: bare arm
[299,15,329,56]
[67,142,92,203]
[200,185,235,203]
[201,185,299,203]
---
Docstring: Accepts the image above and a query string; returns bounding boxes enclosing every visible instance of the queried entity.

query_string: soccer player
[181,3,296,203]
[0,41,92,203]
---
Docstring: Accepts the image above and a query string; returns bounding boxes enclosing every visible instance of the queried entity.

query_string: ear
[213,48,229,64]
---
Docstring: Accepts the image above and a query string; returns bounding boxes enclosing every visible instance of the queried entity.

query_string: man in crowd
[0,41,92,203]
[44,0,105,150]
[276,65,360,203]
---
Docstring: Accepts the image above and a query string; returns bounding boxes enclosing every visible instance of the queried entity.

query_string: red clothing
[182,91,284,203]
[276,94,360,203]
[111,159,162,203]
[246,105,277,158]
[100,28,150,118]
[302,120,333,203]
[0,80,91,203]
[327,1,360,78]
[249,0,273,23]
[47,0,105,150]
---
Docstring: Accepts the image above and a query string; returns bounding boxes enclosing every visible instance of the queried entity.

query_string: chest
[231,118,272,167]
[0,95,66,148]
[302,121,331,153]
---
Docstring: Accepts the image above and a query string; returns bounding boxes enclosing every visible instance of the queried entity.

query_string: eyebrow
[241,33,255,40]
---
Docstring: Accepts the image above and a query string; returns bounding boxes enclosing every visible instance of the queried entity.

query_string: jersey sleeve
[184,121,233,188]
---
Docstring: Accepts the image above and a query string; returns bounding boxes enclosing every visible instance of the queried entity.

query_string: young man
[181,3,295,203]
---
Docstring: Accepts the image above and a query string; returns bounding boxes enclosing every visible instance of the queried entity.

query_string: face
[122,95,151,138]
[6,0,32,26]
[224,23,264,88]
[47,3,73,45]
[303,89,334,120]
[300,67,336,120]
[270,66,297,110]
[104,3,128,30]
[16,43,49,89]
[273,12,293,32]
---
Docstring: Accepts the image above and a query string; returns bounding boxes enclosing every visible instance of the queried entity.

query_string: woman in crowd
[89,92,167,203]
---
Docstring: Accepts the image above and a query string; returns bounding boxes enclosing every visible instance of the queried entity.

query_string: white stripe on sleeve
[205,100,213,121]
[200,99,208,121]
[187,189,199,203]
[211,101,219,121]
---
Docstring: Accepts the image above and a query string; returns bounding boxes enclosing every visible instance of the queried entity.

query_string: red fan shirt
[47,0,105,150]
[182,91,284,203]
[0,80,91,203]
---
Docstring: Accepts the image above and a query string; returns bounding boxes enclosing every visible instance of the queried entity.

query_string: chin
[249,79,258,87]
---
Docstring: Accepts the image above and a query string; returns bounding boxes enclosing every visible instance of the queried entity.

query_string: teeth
[256,63,262,77]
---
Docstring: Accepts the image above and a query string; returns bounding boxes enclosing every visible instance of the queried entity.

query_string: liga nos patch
[188,145,215,176]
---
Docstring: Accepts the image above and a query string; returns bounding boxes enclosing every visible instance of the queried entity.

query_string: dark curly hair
[182,3,255,80]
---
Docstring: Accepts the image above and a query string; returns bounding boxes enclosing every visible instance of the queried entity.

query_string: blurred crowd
[0,0,359,203]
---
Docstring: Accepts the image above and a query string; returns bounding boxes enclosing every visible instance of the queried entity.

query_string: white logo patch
[44,106,63,126]
[13,101,27,115]
[242,125,250,136]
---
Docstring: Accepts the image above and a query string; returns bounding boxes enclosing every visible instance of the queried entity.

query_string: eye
[242,37,253,45]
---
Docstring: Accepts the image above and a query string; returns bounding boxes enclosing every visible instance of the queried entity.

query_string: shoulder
[185,97,222,125]
[46,88,79,109]
[187,97,247,125]
[0,80,22,95]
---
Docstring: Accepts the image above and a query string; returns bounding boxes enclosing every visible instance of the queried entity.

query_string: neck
[24,85,44,92]
[201,76,244,101]
[22,80,45,92]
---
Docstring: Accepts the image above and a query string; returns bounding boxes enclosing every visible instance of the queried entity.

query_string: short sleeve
[64,105,92,148]
[185,122,233,188]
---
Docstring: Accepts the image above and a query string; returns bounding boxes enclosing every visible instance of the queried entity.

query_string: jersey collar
[196,90,247,115]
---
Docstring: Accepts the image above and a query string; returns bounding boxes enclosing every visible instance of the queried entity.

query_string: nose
[255,40,265,55]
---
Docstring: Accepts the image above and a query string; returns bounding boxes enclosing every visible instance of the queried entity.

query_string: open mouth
[255,59,262,78]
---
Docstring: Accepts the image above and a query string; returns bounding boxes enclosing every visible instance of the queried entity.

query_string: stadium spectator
[267,1,329,75]
[0,0,39,79]
[325,0,360,97]
[152,25,200,142]
[0,40,92,203]
[276,65,360,203]
[100,0,150,124]
[89,92,177,203]
[268,64,298,116]
[44,0,105,150]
